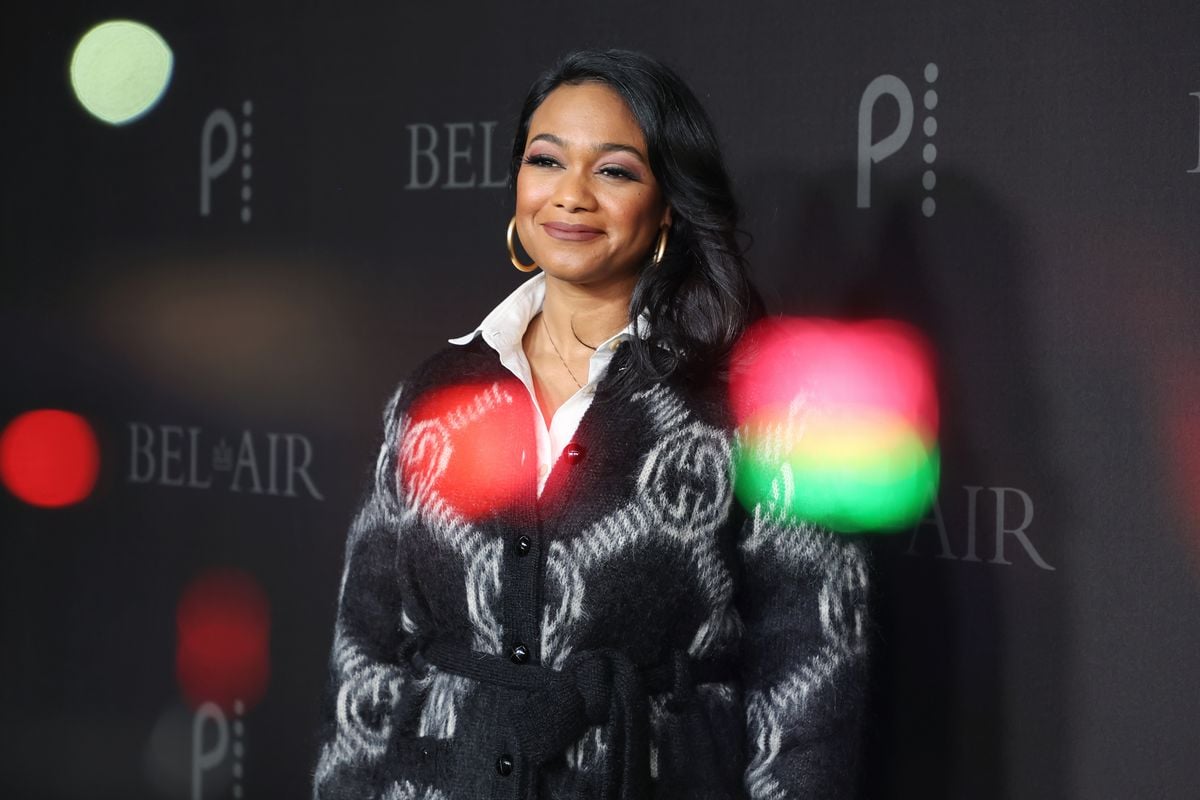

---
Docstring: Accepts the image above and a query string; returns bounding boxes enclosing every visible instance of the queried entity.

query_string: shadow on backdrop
[742,162,1070,800]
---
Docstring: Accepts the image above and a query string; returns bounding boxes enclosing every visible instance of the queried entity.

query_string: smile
[542,222,604,242]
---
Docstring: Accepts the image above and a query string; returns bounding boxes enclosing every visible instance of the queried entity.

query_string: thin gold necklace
[541,313,584,389]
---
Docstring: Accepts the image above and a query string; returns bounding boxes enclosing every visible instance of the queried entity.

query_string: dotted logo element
[191,697,251,798]
[200,99,255,224]
[922,64,939,218]
[855,64,940,220]
[232,698,246,798]
[241,101,253,224]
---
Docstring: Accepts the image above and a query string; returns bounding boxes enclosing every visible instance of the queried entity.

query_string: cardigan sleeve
[313,385,421,798]
[736,506,870,800]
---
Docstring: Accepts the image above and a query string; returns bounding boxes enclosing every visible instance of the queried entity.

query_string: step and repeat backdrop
[2,1,1198,798]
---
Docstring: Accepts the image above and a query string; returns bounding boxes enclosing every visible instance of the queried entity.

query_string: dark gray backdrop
[3,1,1198,798]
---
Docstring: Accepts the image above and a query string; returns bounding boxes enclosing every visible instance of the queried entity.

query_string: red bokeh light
[176,568,270,713]
[0,409,100,507]
[730,317,938,439]
[401,382,535,520]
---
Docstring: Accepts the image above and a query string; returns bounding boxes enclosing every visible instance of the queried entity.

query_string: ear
[660,205,673,228]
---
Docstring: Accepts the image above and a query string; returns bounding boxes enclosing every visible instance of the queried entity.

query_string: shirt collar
[449,273,642,354]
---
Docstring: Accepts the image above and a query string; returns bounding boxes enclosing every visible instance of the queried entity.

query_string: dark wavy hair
[509,49,762,392]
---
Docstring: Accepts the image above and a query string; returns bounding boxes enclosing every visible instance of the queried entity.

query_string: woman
[314,49,868,800]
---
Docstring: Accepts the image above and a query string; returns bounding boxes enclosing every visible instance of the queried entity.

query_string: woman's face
[516,82,670,290]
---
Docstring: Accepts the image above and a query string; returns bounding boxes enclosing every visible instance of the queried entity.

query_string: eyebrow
[528,133,648,164]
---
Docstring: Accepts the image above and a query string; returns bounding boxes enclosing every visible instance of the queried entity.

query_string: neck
[540,274,635,355]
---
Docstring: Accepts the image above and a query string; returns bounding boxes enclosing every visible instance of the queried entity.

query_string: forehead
[526,83,647,150]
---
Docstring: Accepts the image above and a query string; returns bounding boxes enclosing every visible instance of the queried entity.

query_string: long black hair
[509,49,762,392]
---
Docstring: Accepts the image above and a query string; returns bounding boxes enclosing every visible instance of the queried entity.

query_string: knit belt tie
[416,639,732,800]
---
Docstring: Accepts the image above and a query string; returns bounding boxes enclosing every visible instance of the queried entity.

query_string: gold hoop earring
[652,225,670,267]
[507,217,538,272]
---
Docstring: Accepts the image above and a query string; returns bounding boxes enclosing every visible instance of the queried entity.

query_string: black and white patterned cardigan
[313,337,869,800]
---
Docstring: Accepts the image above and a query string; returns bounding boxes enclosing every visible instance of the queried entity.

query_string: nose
[552,167,596,212]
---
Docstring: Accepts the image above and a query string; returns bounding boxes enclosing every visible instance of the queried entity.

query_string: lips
[542,221,603,242]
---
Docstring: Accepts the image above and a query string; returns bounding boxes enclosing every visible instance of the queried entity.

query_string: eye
[599,165,638,181]
[522,154,560,168]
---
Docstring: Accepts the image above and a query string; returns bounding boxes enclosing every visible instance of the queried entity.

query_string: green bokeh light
[69,20,173,125]
[734,429,940,534]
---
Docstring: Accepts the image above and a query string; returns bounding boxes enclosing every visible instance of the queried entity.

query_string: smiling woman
[313,50,869,800]
[513,82,672,422]
[516,83,668,285]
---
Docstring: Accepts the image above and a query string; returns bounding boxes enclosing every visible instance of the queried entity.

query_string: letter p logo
[857,75,914,209]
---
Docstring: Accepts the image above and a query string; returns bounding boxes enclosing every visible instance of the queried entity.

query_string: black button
[564,443,585,464]
[496,754,513,776]
[516,535,531,556]
[509,642,529,664]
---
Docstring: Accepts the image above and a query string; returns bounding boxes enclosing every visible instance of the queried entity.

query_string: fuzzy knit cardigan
[313,337,869,800]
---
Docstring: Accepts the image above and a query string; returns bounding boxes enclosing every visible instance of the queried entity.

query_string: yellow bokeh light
[69,20,173,125]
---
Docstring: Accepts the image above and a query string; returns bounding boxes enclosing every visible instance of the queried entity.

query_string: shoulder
[665,369,735,434]
[369,338,516,448]
[406,338,505,391]
[613,342,735,433]
[382,338,509,418]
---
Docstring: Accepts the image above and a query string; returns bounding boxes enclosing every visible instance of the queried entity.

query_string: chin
[537,253,597,277]
[542,266,605,285]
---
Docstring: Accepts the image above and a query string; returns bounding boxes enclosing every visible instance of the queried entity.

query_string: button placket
[486,385,543,794]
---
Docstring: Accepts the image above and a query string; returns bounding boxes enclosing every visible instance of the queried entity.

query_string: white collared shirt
[448,274,633,494]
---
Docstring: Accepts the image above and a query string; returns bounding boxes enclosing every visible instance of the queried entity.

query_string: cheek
[614,192,663,238]
[515,171,553,217]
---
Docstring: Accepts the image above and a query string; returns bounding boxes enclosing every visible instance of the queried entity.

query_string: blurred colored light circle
[401,383,534,520]
[729,317,940,533]
[176,568,270,713]
[70,20,173,125]
[0,409,100,507]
